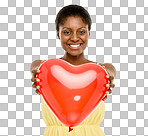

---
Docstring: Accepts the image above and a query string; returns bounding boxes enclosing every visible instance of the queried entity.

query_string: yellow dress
[41,98,105,136]
[41,62,106,136]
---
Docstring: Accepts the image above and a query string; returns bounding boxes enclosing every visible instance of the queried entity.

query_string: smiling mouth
[67,44,82,49]
[68,44,82,47]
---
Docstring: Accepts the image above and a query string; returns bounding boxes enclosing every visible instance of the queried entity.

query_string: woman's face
[57,16,90,56]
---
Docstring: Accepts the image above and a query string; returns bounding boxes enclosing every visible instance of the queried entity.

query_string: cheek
[82,35,89,42]
[60,35,69,43]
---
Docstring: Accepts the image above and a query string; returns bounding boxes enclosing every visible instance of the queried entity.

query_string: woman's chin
[67,51,82,57]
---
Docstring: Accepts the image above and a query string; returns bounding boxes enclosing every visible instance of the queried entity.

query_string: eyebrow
[62,27,87,30]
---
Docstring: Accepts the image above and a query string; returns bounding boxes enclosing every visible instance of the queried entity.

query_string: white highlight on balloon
[74,96,81,101]
[51,65,97,89]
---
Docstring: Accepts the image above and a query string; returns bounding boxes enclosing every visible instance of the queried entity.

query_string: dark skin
[30,16,116,100]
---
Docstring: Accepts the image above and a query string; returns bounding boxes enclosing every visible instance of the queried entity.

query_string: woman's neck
[59,52,89,65]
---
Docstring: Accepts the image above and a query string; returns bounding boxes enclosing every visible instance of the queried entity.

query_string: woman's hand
[101,64,116,101]
[102,75,115,101]
[31,69,41,94]
[30,60,46,94]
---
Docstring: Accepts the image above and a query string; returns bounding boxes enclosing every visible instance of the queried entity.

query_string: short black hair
[55,4,92,32]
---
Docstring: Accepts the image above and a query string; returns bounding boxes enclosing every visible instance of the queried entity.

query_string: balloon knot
[69,127,73,132]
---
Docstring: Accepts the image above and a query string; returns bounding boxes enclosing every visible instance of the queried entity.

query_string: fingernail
[37,70,40,73]
[106,84,110,88]
[37,86,40,89]
[106,75,109,78]
[36,79,40,82]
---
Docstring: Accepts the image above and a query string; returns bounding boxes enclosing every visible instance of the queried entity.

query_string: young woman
[30,4,116,136]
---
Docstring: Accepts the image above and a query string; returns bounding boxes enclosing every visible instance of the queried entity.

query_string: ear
[57,32,60,40]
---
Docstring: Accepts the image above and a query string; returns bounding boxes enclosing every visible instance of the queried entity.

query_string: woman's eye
[79,31,85,34]
[64,31,71,35]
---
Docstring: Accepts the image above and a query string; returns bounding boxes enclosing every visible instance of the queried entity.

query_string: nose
[70,32,79,42]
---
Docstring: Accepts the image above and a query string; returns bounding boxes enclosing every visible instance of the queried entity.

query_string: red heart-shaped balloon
[36,58,109,127]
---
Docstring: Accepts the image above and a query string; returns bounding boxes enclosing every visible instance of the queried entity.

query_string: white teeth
[69,44,81,47]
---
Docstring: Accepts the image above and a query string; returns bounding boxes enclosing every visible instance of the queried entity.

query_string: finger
[106,84,110,88]
[106,89,112,94]
[110,76,114,81]
[32,83,40,89]
[32,69,40,75]
[31,77,40,82]
[35,89,39,94]
[106,83,115,88]
[32,69,40,78]
[109,75,114,79]
[106,75,114,80]
[106,75,110,79]
[110,83,115,88]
